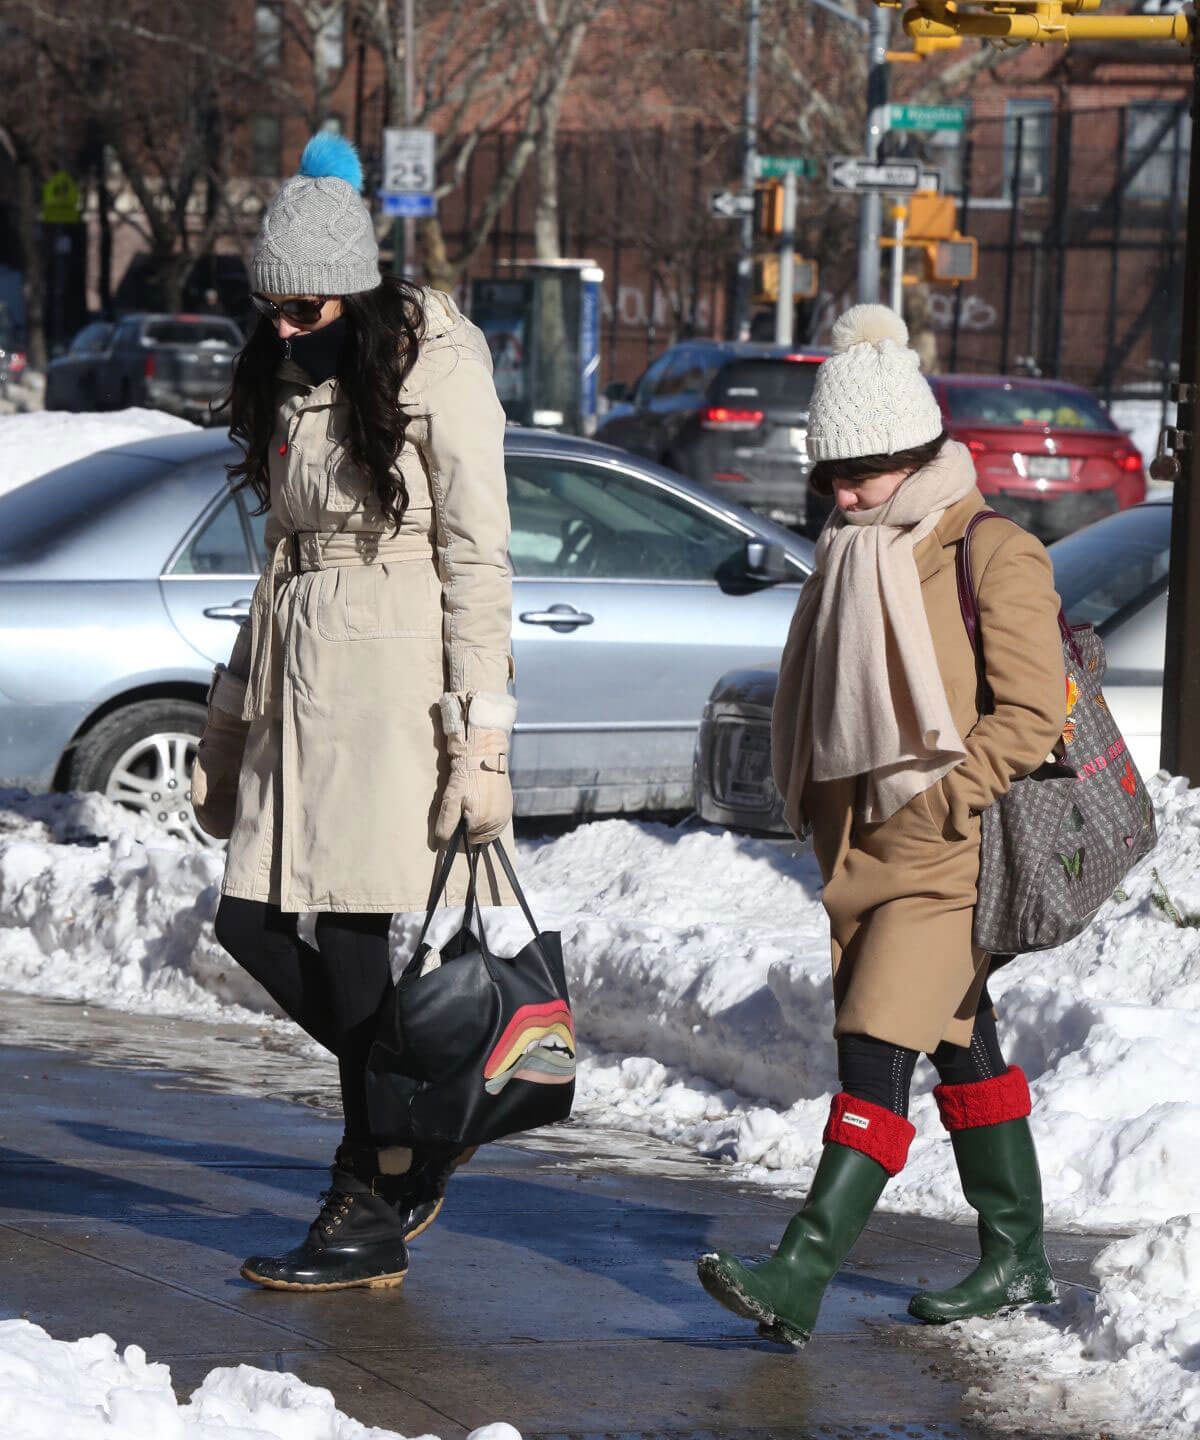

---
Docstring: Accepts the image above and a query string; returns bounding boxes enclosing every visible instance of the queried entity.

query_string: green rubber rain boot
[698,1094,915,1347]
[909,1066,1056,1325]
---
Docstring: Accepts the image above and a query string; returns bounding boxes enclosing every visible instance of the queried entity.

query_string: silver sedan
[0,428,813,843]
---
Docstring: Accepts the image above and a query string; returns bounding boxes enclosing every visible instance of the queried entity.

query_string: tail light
[1114,446,1143,473]
[144,353,157,381]
[713,470,748,483]
[965,439,988,459]
[9,350,26,376]
[701,406,764,431]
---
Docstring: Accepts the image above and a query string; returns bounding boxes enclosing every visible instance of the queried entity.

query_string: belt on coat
[241,528,435,720]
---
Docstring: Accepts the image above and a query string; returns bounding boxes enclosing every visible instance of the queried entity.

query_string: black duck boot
[909,1066,1056,1324]
[241,1142,410,1292]
[377,1144,477,1243]
[698,1095,915,1347]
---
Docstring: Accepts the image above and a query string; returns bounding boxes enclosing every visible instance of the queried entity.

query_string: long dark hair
[226,274,427,533]
[809,429,949,497]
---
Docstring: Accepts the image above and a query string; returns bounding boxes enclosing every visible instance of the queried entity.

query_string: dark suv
[596,341,828,530]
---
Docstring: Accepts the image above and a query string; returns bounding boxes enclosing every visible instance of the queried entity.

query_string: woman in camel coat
[699,305,1068,1347]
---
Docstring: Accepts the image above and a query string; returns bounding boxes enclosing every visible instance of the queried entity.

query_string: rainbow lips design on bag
[484,1000,577,1096]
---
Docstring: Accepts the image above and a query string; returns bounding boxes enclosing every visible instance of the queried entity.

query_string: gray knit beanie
[806,305,943,462]
[251,133,380,297]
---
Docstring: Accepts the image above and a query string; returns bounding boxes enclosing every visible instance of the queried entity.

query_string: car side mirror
[604,379,629,403]
[743,538,791,585]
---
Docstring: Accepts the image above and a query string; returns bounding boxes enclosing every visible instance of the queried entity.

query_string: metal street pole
[734,0,761,340]
[858,4,891,303]
[402,0,415,280]
[1160,22,1200,781]
[890,201,906,314]
[775,168,797,345]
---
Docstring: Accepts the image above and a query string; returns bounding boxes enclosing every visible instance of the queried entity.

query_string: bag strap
[412,820,468,956]
[955,510,1084,702]
[489,838,541,940]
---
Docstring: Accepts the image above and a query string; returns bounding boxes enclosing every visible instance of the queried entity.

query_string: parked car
[0,302,26,399]
[43,320,115,413]
[596,341,828,530]
[44,313,242,423]
[0,429,814,845]
[693,495,1171,834]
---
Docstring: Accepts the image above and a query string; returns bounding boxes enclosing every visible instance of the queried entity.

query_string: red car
[928,374,1146,540]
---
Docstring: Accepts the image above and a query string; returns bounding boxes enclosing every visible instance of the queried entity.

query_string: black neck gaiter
[288,314,348,385]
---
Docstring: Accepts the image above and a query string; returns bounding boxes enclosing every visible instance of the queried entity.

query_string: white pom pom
[830,304,909,354]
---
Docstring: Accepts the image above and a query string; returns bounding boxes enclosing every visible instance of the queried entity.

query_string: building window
[1125,102,1190,201]
[1003,98,1053,197]
[252,115,282,178]
[317,8,345,71]
[255,4,283,68]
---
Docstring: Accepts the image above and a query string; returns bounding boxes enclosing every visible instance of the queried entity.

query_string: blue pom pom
[298,132,364,191]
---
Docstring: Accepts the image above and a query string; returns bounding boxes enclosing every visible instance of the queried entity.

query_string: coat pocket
[315,559,442,642]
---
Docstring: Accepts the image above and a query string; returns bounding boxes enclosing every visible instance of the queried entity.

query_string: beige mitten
[191,666,251,840]
[435,693,516,845]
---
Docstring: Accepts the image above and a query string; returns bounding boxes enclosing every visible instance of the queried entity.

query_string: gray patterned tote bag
[957,511,1157,954]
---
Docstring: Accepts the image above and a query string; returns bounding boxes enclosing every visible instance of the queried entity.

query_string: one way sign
[710,189,754,220]
[827,157,923,195]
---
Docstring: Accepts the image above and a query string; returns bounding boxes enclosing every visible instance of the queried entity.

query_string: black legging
[837,985,1008,1118]
[213,896,393,1141]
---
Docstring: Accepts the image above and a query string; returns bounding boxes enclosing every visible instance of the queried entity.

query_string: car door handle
[203,600,253,621]
[519,605,595,632]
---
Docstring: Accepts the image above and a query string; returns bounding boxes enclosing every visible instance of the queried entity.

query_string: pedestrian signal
[753,255,819,303]
[932,238,977,282]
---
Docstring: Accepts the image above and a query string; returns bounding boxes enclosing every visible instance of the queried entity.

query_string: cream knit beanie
[806,305,944,462]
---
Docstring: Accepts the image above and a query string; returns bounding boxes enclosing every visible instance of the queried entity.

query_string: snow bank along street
[0,409,196,498]
[0,1319,520,1440]
[3,775,1200,1434]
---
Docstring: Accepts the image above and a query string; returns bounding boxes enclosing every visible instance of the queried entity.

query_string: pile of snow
[0,408,195,498]
[952,1216,1200,1438]
[0,1318,517,1440]
[5,774,1200,1235]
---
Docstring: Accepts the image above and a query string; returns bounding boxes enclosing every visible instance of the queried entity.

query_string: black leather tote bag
[365,830,575,1148]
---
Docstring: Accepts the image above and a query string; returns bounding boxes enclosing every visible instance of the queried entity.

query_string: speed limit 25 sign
[382,128,435,194]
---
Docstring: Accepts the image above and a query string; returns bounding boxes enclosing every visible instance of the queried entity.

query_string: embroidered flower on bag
[1059,848,1084,881]
[1065,675,1079,715]
[1120,760,1137,797]
[1094,692,1108,712]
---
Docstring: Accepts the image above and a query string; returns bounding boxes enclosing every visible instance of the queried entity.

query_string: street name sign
[756,154,816,180]
[827,157,923,194]
[710,189,754,220]
[888,103,967,133]
[381,192,436,218]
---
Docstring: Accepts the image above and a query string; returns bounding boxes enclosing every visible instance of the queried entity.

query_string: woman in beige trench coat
[698,306,1068,1346]
[190,135,516,1292]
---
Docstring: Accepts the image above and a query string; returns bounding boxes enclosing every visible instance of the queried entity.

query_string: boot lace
[314,1187,356,1238]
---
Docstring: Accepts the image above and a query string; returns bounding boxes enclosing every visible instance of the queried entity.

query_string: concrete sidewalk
[0,993,1106,1440]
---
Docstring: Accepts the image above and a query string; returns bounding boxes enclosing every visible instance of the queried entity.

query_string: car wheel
[67,699,218,847]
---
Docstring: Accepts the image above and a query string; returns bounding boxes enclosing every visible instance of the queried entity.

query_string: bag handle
[955,510,1084,709]
[406,828,546,977]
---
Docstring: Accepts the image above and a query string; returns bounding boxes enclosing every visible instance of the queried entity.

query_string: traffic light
[932,237,978,282]
[753,254,819,303]
[755,181,785,239]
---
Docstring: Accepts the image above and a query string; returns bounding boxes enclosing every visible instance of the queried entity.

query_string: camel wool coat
[219,287,517,914]
[773,490,1068,1053]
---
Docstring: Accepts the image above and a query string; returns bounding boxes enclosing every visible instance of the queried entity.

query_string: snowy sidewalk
[0,993,1108,1440]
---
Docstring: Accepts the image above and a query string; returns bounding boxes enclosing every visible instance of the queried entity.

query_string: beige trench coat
[773,490,1068,1052]
[220,287,516,913]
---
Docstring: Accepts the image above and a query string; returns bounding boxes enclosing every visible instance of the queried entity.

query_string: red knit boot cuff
[933,1065,1032,1133]
[823,1093,916,1177]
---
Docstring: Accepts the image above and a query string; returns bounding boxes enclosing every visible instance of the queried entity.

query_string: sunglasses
[251,293,329,326]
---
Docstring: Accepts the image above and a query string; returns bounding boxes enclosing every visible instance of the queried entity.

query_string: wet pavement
[0,993,1108,1439]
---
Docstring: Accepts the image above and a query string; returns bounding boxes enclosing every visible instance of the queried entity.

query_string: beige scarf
[771,439,978,831]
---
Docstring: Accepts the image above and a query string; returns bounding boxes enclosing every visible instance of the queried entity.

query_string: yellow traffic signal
[755,181,785,239]
[931,237,978,282]
[907,190,957,242]
[895,0,1189,46]
[753,254,820,303]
